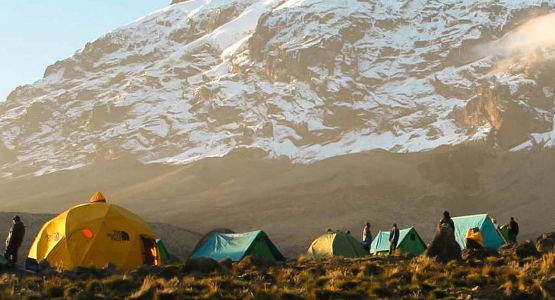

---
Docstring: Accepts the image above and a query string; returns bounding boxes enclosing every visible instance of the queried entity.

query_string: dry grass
[2,250,555,299]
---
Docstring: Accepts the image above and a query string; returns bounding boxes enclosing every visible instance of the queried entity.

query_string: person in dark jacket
[439,211,455,232]
[389,224,400,255]
[508,217,519,244]
[4,216,25,267]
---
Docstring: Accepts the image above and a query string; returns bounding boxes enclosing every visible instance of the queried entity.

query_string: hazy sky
[0,1,168,102]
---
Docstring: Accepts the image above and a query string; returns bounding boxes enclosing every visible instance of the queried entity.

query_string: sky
[0,1,169,102]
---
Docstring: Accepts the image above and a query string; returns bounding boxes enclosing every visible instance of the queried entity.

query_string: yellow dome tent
[27,192,161,270]
[307,231,369,259]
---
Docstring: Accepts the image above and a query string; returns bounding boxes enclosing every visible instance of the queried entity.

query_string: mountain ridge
[1,0,554,178]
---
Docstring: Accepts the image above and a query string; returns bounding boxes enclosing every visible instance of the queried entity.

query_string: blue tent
[452,214,504,250]
[190,230,285,261]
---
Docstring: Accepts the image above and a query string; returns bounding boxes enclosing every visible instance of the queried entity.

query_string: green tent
[370,227,427,256]
[498,224,510,244]
[306,231,369,259]
[452,214,504,250]
[156,239,178,264]
[190,230,285,262]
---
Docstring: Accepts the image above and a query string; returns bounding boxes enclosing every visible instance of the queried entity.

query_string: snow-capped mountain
[1,0,554,177]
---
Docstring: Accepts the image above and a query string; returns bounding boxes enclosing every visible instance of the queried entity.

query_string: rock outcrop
[426,225,462,263]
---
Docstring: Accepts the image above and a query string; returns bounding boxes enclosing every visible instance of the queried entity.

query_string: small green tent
[190,230,285,262]
[370,227,426,256]
[452,214,504,250]
[498,224,510,244]
[156,239,178,264]
[306,231,368,259]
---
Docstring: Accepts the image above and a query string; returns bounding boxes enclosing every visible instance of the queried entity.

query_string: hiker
[4,216,25,268]
[491,217,500,230]
[361,222,372,251]
[508,217,519,243]
[389,223,400,255]
[439,211,455,232]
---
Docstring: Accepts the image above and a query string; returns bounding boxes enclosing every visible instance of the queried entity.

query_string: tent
[498,225,510,244]
[190,230,285,262]
[452,214,504,250]
[370,227,427,256]
[156,239,178,264]
[27,192,161,270]
[191,228,235,256]
[306,231,368,259]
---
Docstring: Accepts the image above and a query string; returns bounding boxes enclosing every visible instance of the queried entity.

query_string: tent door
[141,235,161,265]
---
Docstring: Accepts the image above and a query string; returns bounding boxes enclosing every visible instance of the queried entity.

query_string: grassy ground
[1,251,555,299]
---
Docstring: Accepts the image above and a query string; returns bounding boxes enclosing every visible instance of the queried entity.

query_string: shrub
[540,252,555,276]
[45,285,64,298]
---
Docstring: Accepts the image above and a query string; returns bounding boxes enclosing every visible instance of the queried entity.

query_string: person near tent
[4,216,25,268]
[439,211,455,232]
[389,224,400,255]
[361,222,372,251]
[491,217,500,230]
[508,217,519,243]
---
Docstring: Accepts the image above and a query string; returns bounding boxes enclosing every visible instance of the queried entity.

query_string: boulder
[72,266,94,279]
[37,259,56,276]
[537,232,555,241]
[515,241,540,258]
[537,238,555,253]
[137,264,165,277]
[183,258,221,274]
[425,225,461,263]
[218,258,233,270]
[236,255,276,271]
[462,248,499,261]
[102,263,117,276]
[38,259,51,271]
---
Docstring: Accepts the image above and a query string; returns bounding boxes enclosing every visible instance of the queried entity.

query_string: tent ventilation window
[81,228,94,239]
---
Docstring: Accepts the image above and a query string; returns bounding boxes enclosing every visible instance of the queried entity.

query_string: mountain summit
[1,0,554,177]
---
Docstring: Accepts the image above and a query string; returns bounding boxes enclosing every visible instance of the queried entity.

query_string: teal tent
[452,214,504,250]
[370,227,426,256]
[190,230,285,262]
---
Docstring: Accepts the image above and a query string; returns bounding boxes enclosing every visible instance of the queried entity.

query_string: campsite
[1,192,555,299]
[2,0,555,298]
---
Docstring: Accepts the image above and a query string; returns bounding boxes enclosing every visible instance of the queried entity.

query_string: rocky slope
[1,0,554,178]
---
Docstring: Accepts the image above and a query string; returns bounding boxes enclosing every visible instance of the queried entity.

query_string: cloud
[480,12,555,73]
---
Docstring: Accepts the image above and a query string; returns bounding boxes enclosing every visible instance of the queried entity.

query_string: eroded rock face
[1,0,555,177]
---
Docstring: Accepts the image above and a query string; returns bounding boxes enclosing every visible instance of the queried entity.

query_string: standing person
[508,217,519,244]
[389,224,400,255]
[362,222,372,251]
[439,211,455,232]
[491,217,500,230]
[4,216,25,268]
